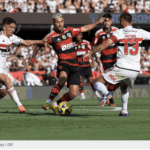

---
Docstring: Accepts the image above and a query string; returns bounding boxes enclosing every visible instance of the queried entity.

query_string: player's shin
[121,89,129,114]
[79,82,85,100]
[7,87,26,113]
[47,84,63,104]
[90,81,102,100]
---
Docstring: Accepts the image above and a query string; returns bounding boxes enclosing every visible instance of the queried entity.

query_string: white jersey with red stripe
[0,31,22,69]
[109,26,150,72]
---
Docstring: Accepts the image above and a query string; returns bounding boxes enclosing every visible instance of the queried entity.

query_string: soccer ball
[58,102,72,116]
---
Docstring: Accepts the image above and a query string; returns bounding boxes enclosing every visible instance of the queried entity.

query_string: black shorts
[57,63,80,87]
[80,66,92,79]
[103,61,116,71]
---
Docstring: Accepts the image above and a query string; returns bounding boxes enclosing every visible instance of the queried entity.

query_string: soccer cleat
[118,112,129,116]
[42,103,50,110]
[109,103,116,106]
[99,93,113,106]
[18,105,26,114]
[50,103,59,114]
[80,97,86,101]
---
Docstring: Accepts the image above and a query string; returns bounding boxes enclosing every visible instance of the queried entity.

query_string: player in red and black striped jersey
[74,33,102,101]
[92,13,120,106]
[30,13,106,114]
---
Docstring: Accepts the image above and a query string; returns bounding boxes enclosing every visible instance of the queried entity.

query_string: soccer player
[92,13,119,106]
[30,13,106,114]
[0,17,47,113]
[83,13,150,116]
[74,32,101,100]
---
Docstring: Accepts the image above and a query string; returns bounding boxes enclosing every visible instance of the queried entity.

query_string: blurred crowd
[0,0,150,14]
[6,44,58,74]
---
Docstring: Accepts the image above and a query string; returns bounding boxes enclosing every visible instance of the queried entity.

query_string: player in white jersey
[83,13,150,116]
[0,17,47,113]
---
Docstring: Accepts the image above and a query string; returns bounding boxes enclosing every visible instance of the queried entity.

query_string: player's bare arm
[83,39,113,60]
[81,17,106,32]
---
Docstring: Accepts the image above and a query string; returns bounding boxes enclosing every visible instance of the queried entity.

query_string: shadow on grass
[0,111,109,117]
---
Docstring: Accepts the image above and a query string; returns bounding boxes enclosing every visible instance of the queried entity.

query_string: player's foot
[18,105,26,114]
[118,112,129,116]
[80,96,86,101]
[50,102,59,114]
[109,103,116,106]
[99,93,113,106]
[42,103,50,110]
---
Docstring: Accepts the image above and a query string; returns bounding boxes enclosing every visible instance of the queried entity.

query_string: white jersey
[109,26,150,72]
[0,31,22,69]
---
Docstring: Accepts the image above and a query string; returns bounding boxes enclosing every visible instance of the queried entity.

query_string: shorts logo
[109,74,116,82]
[62,35,66,40]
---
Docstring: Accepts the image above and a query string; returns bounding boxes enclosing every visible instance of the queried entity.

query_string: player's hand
[42,35,49,45]
[98,17,106,24]
[83,51,92,62]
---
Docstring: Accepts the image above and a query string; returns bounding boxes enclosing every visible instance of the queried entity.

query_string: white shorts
[0,68,8,90]
[102,65,139,88]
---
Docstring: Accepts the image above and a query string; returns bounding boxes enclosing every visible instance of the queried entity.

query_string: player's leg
[88,76,102,100]
[119,81,129,116]
[79,76,86,101]
[107,83,120,106]
[0,74,26,113]
[42,71,67,110]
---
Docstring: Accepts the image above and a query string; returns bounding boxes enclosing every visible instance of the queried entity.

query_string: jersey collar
[124,26,132,29]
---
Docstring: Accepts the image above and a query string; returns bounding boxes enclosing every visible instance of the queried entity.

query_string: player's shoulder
[47,30,56,38]
[111,26,119,31]
[95,28,104,36]
[83,39,90,45]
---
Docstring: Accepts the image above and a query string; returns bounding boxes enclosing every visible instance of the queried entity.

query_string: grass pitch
[0,97,150,140]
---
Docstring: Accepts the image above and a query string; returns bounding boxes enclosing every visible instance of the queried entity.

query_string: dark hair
[103,13,112,19]
[2,17,16,27]
[120,13,132,23]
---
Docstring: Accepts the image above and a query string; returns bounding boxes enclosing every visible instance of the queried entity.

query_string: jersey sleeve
[11,34,23,45]
[141,29,150,40]
[69,27,82,37]
[87,42,92,51]
[92,30,100,46]
[109,30,120,44]
[46,34,53,45]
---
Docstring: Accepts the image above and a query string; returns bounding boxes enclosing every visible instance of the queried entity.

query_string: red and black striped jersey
[92,26,118,69]
[74,40,91,67]
[47,27,81,66]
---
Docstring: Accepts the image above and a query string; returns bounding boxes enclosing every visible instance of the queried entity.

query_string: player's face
[53,17,64,32]
[75,33,83,41]
[103,18,112,29]
[3,23,16,37]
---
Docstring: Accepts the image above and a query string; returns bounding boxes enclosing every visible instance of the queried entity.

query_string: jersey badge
[62,35,66,40]
[67,33,71,38]
[107,34,110,38]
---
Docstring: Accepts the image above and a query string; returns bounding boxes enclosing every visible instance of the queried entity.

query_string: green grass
[0,98,150,140]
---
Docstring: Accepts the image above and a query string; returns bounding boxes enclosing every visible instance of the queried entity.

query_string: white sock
[94,82,109,96]
[95,91,102,99]
[46,99,53,105]
[53,101,58,107]
[121,90,129,114]
[81,92,85,98]
[7,87,22,107]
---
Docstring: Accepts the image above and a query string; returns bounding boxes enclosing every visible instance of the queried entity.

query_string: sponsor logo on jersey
[62,35,66,40]
[57,38,61,42]
[67,33,72,38]
[61,43,74,51]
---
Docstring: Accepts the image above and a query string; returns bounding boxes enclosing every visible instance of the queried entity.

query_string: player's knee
[58,77,67,86]
[68,91,78,99]
[0,89,7,98]
[5,77,11,85]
